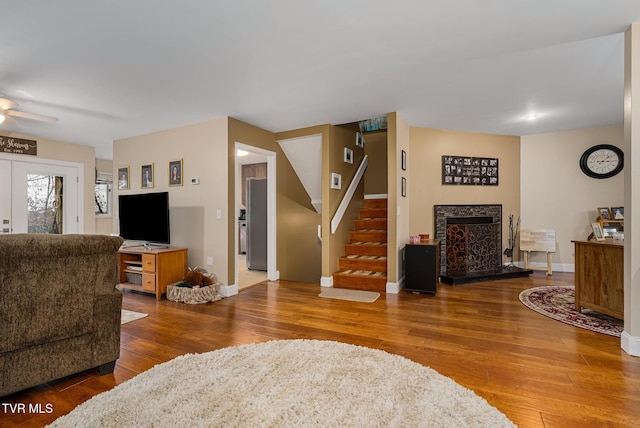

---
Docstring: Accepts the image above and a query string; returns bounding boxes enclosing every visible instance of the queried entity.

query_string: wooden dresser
[572,239,623,320]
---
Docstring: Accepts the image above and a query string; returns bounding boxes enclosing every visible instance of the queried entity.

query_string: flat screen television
[118,192,170,244]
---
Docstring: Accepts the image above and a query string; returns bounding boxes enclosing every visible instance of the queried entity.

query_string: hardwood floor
[4,272,640,427]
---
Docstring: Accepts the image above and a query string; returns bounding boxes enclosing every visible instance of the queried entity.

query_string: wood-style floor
[4,272,640,427]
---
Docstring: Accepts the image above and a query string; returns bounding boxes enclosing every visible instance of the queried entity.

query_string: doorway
[234,143,277,290]
[0,157,81,234]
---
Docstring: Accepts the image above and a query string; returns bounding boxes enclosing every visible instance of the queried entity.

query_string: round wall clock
[579,144,624,179]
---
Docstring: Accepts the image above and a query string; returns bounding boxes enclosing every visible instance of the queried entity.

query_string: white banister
[331,155,368,234]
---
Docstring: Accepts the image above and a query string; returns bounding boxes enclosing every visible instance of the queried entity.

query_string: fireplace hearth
[434,204,532,285]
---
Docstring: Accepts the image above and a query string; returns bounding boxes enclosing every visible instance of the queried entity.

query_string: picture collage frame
[442,155,499,186]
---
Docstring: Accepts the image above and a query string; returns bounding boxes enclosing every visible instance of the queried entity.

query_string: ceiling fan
[0,96,58,124]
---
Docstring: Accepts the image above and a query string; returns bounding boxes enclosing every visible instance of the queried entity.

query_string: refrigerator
[246,178,267,271]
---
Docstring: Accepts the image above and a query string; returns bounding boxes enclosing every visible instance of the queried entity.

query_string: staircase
[333,198,387,292]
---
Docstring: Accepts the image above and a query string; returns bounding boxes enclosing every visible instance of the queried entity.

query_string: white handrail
[331,155,368,234]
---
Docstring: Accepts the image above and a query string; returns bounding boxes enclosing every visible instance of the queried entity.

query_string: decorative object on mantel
[48,340,515,428]
[590,222,605,241]
[519,286,623,337]
[409,235,420,244]
[442,155,498,186]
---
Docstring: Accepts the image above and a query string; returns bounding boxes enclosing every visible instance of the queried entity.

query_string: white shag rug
[120,309,148,324]
[48,340,515,428]
[318,287,380,303]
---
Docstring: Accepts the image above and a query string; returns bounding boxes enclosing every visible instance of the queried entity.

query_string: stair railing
[331,155,368,234]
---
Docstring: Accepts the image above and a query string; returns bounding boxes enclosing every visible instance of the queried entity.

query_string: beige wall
[521,125,624,269]
[271,124,328,283]
[364,131,388,195]
[327,125,365,275]
[409,127,521,265]
[388,113,410,284]
[1,132,96,234]
[113,118,229,282]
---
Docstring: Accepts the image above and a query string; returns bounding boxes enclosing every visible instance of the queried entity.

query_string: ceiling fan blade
[6,109,59,123]
[0,97,18,111]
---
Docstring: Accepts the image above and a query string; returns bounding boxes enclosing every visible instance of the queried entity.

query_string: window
[95,172,113,217]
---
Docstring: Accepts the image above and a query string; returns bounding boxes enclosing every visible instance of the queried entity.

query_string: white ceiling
[2,1,640,160]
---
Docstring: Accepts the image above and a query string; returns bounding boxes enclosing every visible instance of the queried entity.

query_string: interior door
[11,161,79,234]
[0,160,11,234]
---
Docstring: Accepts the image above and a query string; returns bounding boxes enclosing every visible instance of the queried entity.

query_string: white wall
[521,124,624,270]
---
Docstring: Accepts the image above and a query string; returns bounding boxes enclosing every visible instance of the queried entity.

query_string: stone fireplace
[434,204,531,284]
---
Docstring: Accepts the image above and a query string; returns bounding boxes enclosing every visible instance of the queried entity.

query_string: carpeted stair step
[355,218,387,230]
[350,230,387,243]
[338,255,387,272]
[362,198,387,209]
[360,208,387,219]
[344,242,387,257]
[333,270,387,292]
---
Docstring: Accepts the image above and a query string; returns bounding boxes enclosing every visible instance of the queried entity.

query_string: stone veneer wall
[434,204,502,274]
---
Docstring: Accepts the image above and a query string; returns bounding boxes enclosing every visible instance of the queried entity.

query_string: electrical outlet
[207,256,214,265]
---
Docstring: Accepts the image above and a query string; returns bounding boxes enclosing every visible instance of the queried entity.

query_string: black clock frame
[579,144,624,179]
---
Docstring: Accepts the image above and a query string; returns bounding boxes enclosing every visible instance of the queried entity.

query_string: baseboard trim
[386,277,402,294]
[514,261,575,273]
[320,276,333,287]
[621,331,640,357]
[365,194,388,199]
[220,284,238,297]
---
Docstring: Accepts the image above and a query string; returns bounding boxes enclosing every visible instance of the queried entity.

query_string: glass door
[11,161,79,234]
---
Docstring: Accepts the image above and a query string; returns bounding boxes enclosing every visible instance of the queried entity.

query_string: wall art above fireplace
[442,155,498,186]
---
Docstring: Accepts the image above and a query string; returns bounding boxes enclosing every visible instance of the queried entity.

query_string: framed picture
[141,163,154,189]
[611,206,624,220]
[169,159,183,186]
[597,207,612,220]
[344,148,353,164]
[331,172,342,189]
[441,155,498,186]
[356,132,364,148]
[401,150,406,171]
[591,222,605,241]
[401,177,407,197]
[117,166,130,190]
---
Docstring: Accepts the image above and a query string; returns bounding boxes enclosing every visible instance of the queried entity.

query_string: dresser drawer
[142,273,156,292]
[142,254,157,272]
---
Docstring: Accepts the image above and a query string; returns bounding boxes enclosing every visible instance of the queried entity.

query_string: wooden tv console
[117,246,188,300]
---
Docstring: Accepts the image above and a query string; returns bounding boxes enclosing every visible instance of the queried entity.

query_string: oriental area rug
[519,285,623,337]
[47,340,515,427]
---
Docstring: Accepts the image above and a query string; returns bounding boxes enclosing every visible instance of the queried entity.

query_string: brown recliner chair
[0,233,124,397]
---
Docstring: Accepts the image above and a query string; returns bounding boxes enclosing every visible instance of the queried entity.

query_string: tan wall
[521,125,624,269]
[95,158,113,235]
[271,124,328,283]
[327,125,365,275]
[113,118,229,282]
[1,132,96,234]
[409,127,521,264]
[364,131,388,195]
[388,113,410,283]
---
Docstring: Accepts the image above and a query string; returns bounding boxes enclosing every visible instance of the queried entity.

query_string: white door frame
[234,142,278,290]
[0,153,84,234]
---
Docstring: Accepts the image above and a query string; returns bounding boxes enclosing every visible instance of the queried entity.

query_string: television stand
[117,246,188,300]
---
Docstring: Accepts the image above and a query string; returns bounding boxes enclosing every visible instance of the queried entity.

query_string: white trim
[331,155,368,234]
[320,276,333,287]
[234,143,277,284]
[386,279,402,294]
[220,284,238,297]
[365,194,388,199]
[621,331,640,356]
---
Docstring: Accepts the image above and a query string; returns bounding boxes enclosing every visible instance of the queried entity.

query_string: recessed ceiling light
[525,114,539,120]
